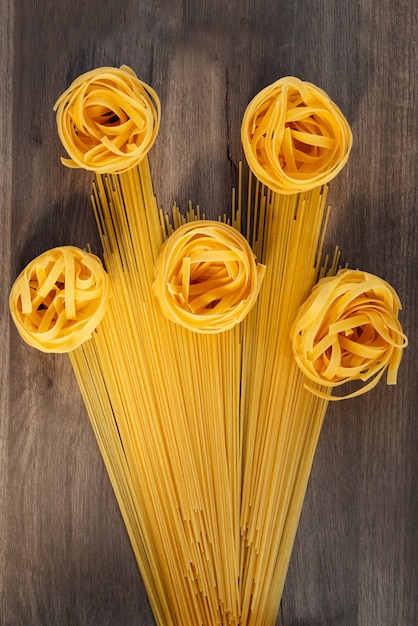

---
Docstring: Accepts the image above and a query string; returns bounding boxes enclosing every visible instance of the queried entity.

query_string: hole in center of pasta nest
[206,300,220,310]
[99,109,124,126]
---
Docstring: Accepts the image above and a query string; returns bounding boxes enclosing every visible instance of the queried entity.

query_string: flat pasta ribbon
[291,269,408,400]
[242,76,352,194]
[9,246,110,353]
[153,220,266,333]
[54,65,160,174]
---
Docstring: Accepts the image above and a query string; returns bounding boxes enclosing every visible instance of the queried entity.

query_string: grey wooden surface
[1,1,417,624]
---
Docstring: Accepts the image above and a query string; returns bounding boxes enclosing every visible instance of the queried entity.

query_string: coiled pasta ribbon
[153,221,266,333]
[9,246,110,353]
[242,76,352,194]
[54,65,160,174]
[291,269,408,400]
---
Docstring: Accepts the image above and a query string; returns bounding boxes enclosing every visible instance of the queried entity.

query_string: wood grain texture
[1,1,416,624]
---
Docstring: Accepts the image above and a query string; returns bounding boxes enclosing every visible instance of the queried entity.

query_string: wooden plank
[2,1,416,624]
[0,0,14,618]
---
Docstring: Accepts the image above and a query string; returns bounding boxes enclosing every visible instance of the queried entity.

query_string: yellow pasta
[9,246,110,353]
[87,163,244,624]
[153,220,266,333]
[291,268,408,399]
[241,76,352,193]
[238,182,332,625]
[9,66,408,626]
[54,65,161,174]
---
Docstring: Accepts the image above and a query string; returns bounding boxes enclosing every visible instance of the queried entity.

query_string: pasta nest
[9,246,110,353]
[54,65,160,174]
[291,269,408,400]
[153,221,266,333]
[241,76,352,194]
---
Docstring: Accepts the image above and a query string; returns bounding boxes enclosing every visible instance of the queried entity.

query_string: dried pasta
[238,182,332,625]
[153,220,266,333]
[291,268,408,399]
[9,246,110,353]
[9,66,408,626]
[54,65,160,174]
[241,76,352,194]
[87,163,244,624]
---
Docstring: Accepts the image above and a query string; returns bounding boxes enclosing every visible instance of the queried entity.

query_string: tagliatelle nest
[54,65,161,174]
[153,220,266,333]
[241,76,352,194]
[291,269,408,399]
[9,246,110,353]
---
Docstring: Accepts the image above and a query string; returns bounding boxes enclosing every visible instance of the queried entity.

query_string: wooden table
[1,1,416,624]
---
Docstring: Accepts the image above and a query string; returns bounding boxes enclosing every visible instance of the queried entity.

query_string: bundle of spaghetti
[238,77,353,624]
[86,163,247,624]
[53,65,251,623]
[238,182,332,624]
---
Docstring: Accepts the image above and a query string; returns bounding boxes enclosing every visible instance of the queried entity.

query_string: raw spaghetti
[85,164,244,624]
[238,181,333,625]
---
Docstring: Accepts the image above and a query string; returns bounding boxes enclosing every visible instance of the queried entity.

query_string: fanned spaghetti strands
[54,65,160,174]
[238,181,332,625]
[241,77,352,194]
[250,386,329,625]
[9,246,110,353]
[153,220,265,333]
[291,269,408,400]
[237,78,354,624]
[82,161,242,624]
[15,65,403,626]
[68,341,173,626]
